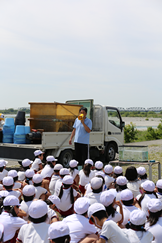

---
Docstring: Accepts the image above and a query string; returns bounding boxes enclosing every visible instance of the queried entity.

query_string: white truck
[0,99,125,167]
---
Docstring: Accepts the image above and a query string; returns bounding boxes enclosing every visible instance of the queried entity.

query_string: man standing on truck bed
[69,107,92,165]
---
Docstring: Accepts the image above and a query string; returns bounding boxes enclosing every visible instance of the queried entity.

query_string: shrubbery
[124,122,162,143]
[124,122,138,143]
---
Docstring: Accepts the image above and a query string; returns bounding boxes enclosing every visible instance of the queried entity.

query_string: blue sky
[0,0,162,109]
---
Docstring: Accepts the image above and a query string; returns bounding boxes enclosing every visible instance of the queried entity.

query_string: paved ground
[126,139,162,146]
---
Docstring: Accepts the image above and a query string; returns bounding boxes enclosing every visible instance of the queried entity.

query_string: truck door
[105,107,124,146]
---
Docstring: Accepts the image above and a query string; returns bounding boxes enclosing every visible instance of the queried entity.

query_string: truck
[0,99,125,167]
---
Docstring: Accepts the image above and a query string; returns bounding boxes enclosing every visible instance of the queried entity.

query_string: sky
[0,0,162,109]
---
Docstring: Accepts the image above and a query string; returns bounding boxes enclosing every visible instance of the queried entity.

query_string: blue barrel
[3,118,15,143]
[14,125,26,144]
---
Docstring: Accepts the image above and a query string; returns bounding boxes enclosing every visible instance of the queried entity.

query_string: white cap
[0,191,9,198]
[147,199,162,213]
[22,158,32,167]
[142,180,155,192]
[137,167,146,176]
[114,166,123,174]
[104,165,113,174]
[0,223,4,239]
[25,169,35,178]
[88,203,105,219]
[29,200,48,218]
[8,170,18,178]
[46,155,57,162]
[3,176,14,186]
[62,175,73,185]
[100,189,117,207]
[116,176,128,186]
[130,210,146,225]
[91,177,103,190]
[48,195,60,207]
[0,160,5,167]
[60,168,69,176]
[34,158,42,165]
[18,171,25,181]
[74,197,90,214]
[3,195,20,206]
[95,161,103,170]
[4,160,8,166]
[84,159,93,166]
[34,150,44,157]
[23,185,36,196]
[156,179,162,189]
[121,189,134,201]
[69,160,78,168]
[33,174,43,184]
[54,164,63,171]
[95,171,105,179]
[48,222,69,240]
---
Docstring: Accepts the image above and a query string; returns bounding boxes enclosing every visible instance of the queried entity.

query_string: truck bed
[0,131,104,161]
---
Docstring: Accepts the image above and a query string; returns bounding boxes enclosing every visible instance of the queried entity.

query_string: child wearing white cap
[48,221,70,243]
[49,164,63,194]
[94,161,103,174]
[79,159,95,195]
[0,159,8,182]
[113,166,123,178]
[117,189,139,227]
[137,166,148,184]
[69,160,79,190]
[137,180,157,216]
[0,195,27,242]
[63,197,98,243]
[54,168,70,196]
[22,169,35,187]
[88,203,130,243]
[85,177,104,205]
[31,158,43,173]
[100,190,123,224]
[125,166,141,198]
[84,171,106,196]
[104,164,115,189]
[8,170,22,190]
[3,176,21,200]
[21,158,33,171]
[145,199,162,243]
[33,174,50,200]
[115,176,128,201]
[41,155,57,180]
[17,200,49,243]
[57,175,79,217]
[156,179,162,202]
[122,209,153,243]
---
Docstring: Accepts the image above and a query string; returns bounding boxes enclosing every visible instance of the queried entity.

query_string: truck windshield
[106,108,121,128]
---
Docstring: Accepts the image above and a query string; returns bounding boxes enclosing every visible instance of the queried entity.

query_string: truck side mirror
[121,121,125,131]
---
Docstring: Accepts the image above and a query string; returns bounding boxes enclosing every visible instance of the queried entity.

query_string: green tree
[124,122,138,143]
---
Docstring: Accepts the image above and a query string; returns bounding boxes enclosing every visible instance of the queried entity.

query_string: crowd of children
[0,150,161,242]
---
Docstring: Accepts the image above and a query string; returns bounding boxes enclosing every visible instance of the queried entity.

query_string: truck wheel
[59,149,73,168]
[105,143,116,162]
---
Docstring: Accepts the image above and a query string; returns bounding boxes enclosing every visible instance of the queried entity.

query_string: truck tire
[59,149,73,168]
[105,143,116,162]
